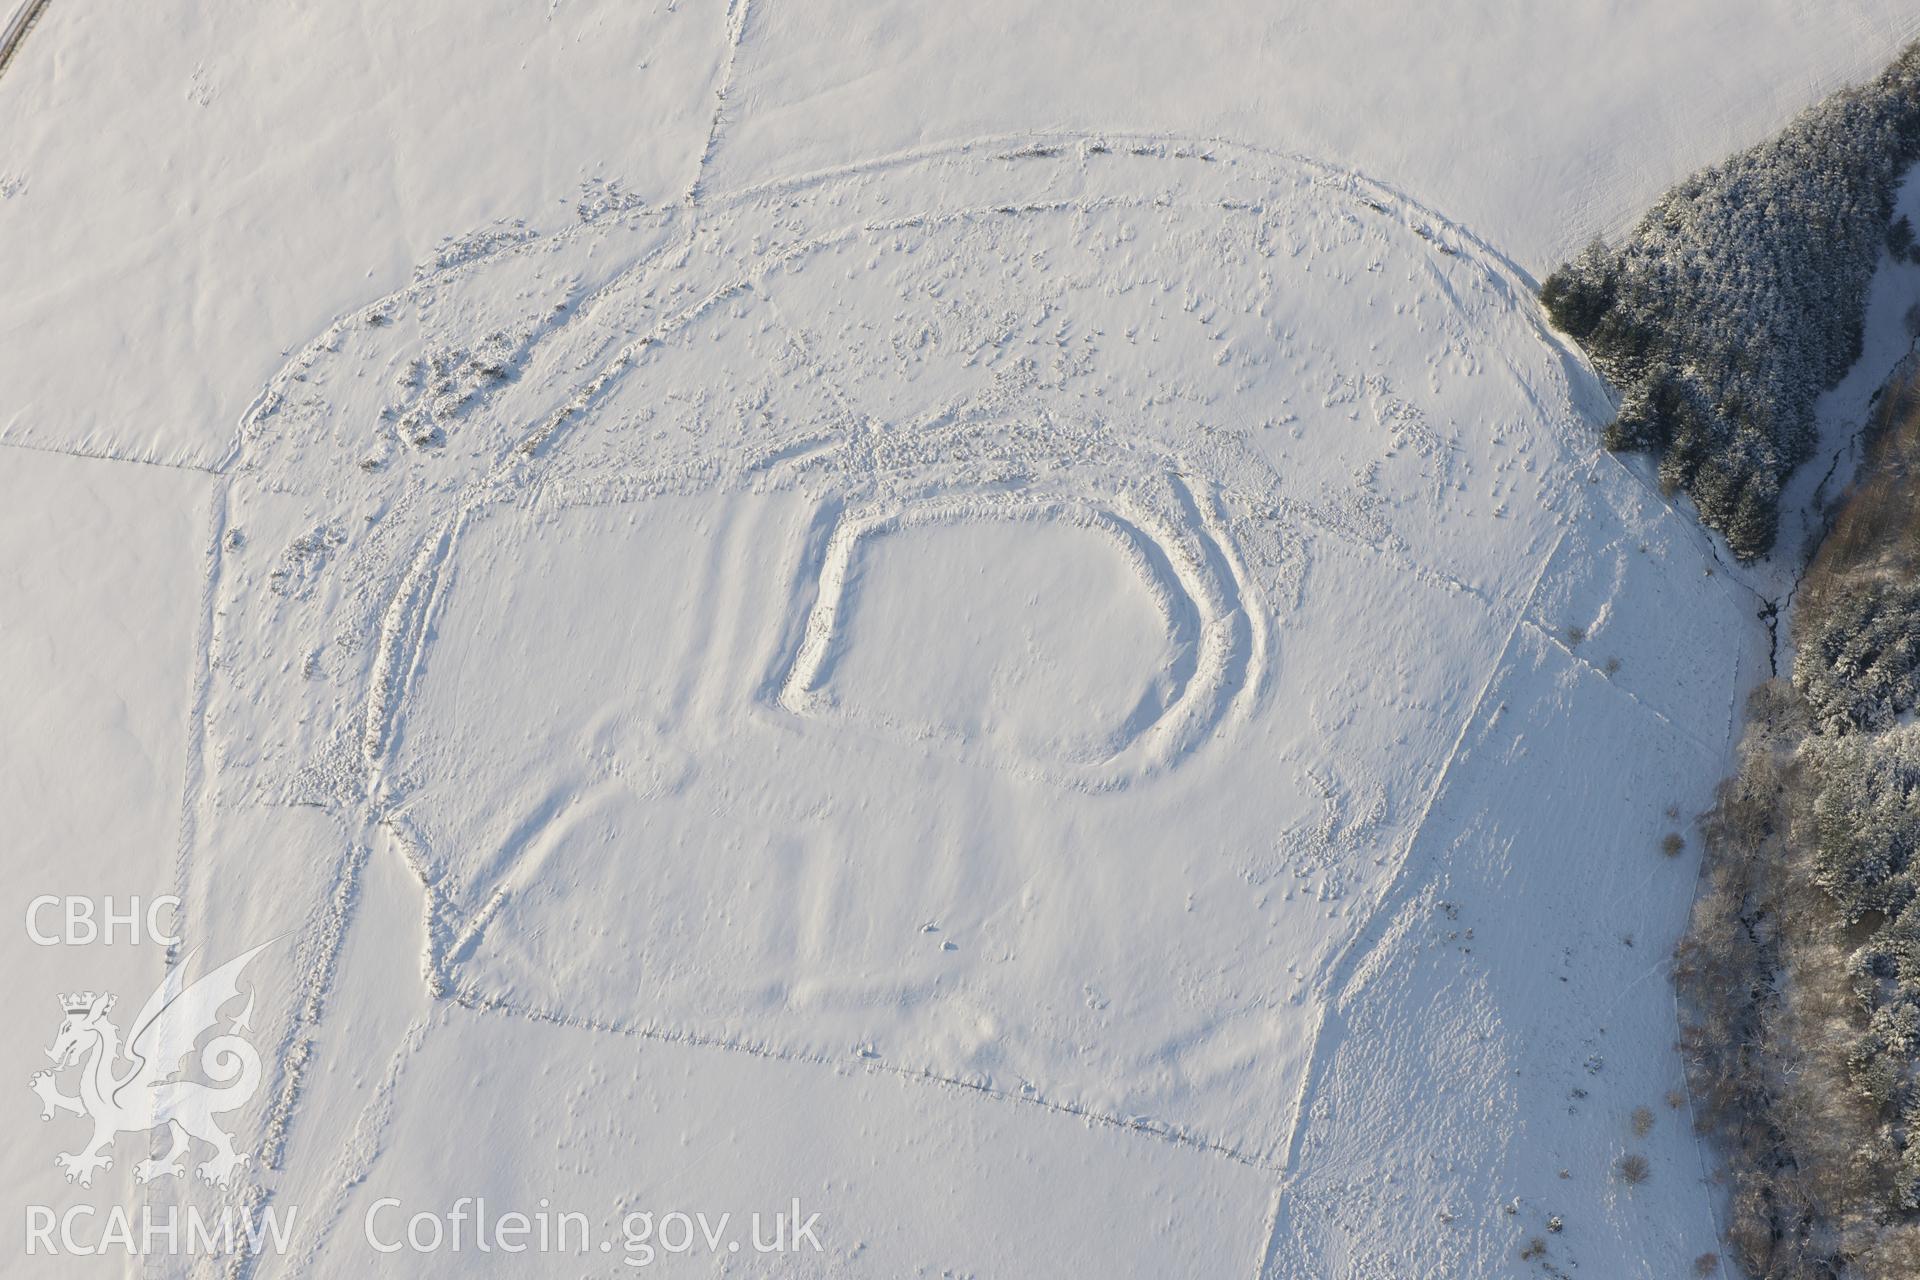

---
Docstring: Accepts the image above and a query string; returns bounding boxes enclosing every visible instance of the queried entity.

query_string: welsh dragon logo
[29,941,272,1189]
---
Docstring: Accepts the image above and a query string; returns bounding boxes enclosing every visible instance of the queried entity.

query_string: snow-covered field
[0,3,1906,1276]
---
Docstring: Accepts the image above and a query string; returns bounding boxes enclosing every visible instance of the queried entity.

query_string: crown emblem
[35,940,274,1191]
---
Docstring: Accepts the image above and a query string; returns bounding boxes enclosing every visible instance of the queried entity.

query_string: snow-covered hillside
[0,4,1897,1277]
[5,0,1917,471]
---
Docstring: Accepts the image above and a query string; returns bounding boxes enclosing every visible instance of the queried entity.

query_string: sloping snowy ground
[0,3,1863,1277]
[0,450,206,1249]
[3,0,1917,469]
[141,140,1762,1278]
